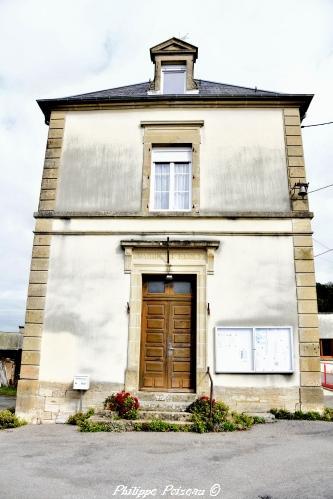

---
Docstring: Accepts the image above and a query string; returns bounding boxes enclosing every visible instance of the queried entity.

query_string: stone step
[138,400,192,412]
[133,391,197,403]
[94,408,192,421]
[139,410,192,422]
[92,410,118,420]
[89,416,193,430]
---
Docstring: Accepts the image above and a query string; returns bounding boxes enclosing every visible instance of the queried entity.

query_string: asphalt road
[0,420,332,499]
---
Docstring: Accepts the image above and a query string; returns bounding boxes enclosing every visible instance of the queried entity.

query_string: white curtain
[154,163,170,209]
[174,163,190,209]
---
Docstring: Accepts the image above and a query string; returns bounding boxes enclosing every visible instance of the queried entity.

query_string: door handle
[168,346,174,355]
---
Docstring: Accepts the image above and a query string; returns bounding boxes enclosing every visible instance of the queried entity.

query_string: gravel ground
[0,420,332,499]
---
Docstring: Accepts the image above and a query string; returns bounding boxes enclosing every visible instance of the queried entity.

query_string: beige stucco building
[16,38,323,422]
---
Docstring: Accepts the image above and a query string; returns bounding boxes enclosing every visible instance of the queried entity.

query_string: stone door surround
[121,239,220,393]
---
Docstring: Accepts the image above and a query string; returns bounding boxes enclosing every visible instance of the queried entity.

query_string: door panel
[174,305,191,315]
[140,278,195,391]
[169,300,193,390]
[141,301,168,389]
[147,304,165,315]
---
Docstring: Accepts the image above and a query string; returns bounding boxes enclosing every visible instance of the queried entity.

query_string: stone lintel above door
[121,239,220,275]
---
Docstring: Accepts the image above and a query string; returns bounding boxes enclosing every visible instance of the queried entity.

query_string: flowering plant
[187,396,217,416]
[104,391,140,420]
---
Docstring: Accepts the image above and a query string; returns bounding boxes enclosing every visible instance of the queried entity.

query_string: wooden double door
[140,276,195,391]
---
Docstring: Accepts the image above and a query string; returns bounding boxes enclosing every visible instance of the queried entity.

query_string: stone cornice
[34,211,313,219]
[38,96,313,124]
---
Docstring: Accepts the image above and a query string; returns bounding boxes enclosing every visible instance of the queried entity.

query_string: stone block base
[299,386,324,412]
[16,380,123,423]
[214,386,302,413]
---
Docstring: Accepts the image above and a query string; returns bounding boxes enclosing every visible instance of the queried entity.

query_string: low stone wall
[16,381,123,423]
[214,386,322,413]
[16,380,323,423]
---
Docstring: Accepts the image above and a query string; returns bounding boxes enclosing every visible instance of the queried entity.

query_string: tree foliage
[316,282,333,312]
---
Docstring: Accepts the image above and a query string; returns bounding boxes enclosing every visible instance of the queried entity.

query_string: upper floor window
[150,147,192,211]
[162,65,186,94]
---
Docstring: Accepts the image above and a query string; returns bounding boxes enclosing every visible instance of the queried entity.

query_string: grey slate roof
[53,79,287,100]
[37,79,313,123]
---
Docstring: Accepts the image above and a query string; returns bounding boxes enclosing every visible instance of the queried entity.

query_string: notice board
[215,326,293,373]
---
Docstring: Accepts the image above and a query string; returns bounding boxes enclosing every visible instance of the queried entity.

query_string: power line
[313,238,333,259]
[314,249,333,258]
[301,121,333,128]
[313,237,331,250]
[308,183,333,194]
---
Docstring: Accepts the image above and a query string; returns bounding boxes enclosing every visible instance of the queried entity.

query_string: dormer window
[148,37,198,95]
[162,65,186,94]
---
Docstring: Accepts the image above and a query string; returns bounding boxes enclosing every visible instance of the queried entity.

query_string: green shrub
[133,419,190,432]
[323,407,333,421]
[190,413,208,433]
[270,408,333,421]
[0,410,26,430]
[294,410,322,421]
[67,408,94,426]
[79,418,191,432]
[188,396,254,433]
[221,421,237,432]
[104,391,140,420]
[252,415,266,424]
[270,408,294,420]
[231,412,255,430]
[0,386,17,397]
[79,420,125,432]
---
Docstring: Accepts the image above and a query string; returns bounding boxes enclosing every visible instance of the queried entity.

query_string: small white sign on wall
[215,326,293,373]
[73,375,90,390]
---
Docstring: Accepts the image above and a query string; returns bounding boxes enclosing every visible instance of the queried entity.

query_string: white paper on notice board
[254,327,293,372]
[215,327,253,372]
[215,326,293,373]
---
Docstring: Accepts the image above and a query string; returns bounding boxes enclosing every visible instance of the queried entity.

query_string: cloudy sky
[0,0,332,331]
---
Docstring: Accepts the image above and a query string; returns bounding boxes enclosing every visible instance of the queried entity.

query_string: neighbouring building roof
[37,78,313,124]
[0,332,23,351]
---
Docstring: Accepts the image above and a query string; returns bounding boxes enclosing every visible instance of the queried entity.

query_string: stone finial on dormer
[148,37,198,94]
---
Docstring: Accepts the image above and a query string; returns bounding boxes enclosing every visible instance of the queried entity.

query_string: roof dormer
[148,37,199,95]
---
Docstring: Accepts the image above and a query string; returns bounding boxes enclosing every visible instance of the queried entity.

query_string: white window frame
[150,147,192,212]
[161,64,186,94]
[214,326,294,374]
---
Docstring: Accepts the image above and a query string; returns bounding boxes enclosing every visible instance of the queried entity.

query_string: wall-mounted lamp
[164,236,173,282]
[291,181,309,198]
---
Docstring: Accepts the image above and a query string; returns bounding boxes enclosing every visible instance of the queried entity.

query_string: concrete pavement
[0,420,332,499]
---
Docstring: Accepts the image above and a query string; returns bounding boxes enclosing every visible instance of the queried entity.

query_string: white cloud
[0,0,332,329]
